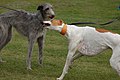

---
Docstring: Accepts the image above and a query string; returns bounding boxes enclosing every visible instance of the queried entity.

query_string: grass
[0,0,120,80]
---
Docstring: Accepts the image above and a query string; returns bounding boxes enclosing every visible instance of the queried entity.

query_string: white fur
[43,21,52,24]
[45,22,120,80]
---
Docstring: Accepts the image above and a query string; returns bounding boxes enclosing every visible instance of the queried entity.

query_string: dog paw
[27,67,32,70]
[38,60,43,65]
[57,78,62,80]
[38,63,43,68]
[38,62,43,67]
[0,60,6,63]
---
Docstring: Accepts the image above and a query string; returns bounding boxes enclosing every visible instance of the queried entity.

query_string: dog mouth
[49,15,55,19]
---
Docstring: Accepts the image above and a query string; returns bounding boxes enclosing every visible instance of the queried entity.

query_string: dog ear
[37,5,43,10]
[58,20,63,25]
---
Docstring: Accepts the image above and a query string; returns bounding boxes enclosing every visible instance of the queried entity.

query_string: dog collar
[60,24,67,35]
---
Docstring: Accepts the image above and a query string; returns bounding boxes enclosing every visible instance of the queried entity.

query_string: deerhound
[0,3,55,70]
[43,19,120,80]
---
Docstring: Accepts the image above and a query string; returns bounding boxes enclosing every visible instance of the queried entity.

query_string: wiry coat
[0,3,55,69]
[0,10,44,38]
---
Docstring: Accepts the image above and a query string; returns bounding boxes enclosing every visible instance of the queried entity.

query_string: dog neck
[59,24,73,40]
[44,21,70,37]
[60,24,67,35]
[36,11,44,20]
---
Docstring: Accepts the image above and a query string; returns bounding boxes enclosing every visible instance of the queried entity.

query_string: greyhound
[43,19,120,80]
[0,3,55,70]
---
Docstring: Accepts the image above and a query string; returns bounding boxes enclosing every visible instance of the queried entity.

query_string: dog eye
[45,8,49,11]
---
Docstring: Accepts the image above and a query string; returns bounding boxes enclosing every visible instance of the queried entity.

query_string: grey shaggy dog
[0,3,55,70]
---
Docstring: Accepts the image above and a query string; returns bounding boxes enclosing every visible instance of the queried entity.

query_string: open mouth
[49,15,55,19]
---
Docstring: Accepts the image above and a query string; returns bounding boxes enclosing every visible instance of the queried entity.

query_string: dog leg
[110,45,120,76]
[0,56,4,63]
[0,56,6,63]
[0,26,12,63]
[26,34,36,70]
[72,52,83,62]
[57,40,80,80]
[57,50,76,80]
[37,29,46,66]
[110,57,120,76]
[37,35,44,65]
[0,26,12,49]
[69,52,83,69]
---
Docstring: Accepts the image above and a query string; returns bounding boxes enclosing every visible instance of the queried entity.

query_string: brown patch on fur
[96,28,116,34]
[60,24,67,35]
[51,19,63,26]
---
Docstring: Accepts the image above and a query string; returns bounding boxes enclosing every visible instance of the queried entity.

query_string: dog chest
[37,30,44,38]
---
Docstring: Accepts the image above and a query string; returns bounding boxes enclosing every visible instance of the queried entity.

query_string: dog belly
[78,41,107,56]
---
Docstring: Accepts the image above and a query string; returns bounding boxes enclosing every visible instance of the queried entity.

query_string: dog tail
[0,6,19,12]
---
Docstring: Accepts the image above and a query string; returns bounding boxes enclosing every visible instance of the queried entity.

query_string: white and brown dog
[43,19,120,80]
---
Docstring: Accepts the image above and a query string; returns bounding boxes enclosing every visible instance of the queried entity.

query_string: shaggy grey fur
[0,3,55,69]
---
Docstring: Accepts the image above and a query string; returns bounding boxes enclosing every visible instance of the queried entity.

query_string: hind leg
[110,45,120,76]
[72,52,83,62]
[110,57,120,76]
[0,26,12,62]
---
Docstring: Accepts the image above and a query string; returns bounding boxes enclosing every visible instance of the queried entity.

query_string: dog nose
[50,15,55,19]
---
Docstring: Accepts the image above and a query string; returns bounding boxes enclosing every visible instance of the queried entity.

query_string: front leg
[26,34,36,70]
[57,40,79,80]
[37,29,46,65]
[37,35,44,65]
[57,50,76,80]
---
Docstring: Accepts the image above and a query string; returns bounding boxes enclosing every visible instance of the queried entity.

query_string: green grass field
[0,0,120,80]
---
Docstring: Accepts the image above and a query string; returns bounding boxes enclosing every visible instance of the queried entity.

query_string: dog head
[43,19,67,35]
[37,3,55,20]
